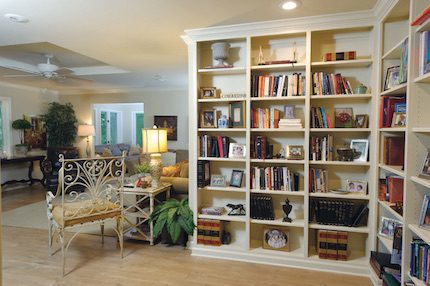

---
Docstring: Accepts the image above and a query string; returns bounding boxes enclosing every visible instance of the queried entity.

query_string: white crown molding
[184,10,376,42]
[0,80,56,94]
[58,85,188,96]
[372,0,398,22]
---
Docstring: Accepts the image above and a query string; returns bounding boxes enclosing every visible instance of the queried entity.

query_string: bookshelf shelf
[308,223,369,234]
[408,274,426,286]
[379,127,406,132]
[416,18,430,33]
[377,234,393,252]
[198,157,246,162]
[250,190,305,196]
[250,128,305,132]
[310,128,371,132]
[311,59,373,68]
[414,72,430,83]
[250,218,305,228]
[198,98,246,103]
[378,200,403,222]
[310,94,372,100]
[409,224,430,246]
[198,67,246,74]
[251,63,306,71]
[200,186,247,193]
[309,192,370,200]
[411,176,430,189]
[198,128,246,132]
[250,96,305,102]
[197,214,247,222]
[378,164,405,177]
[308,250,368,265]
[310,161,371,166]
[380,83,408,96]
[381,35,408,60]
[250,159,305,164]
[413,127,430,133]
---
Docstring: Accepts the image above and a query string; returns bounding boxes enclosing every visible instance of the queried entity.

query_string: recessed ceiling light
[280,0,300,10]
[4,13,29,23]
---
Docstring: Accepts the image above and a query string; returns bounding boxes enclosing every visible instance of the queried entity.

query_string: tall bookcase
[185,13,377,274]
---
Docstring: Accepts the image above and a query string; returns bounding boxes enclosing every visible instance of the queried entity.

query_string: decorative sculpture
[282,199,293,222]
[226,203,246,216]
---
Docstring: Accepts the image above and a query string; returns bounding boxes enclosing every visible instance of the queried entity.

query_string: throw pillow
[110,145,122,156]
[162,165,181,177]
[102,148,113,157]
[179,161,189,178]
[162,152,176,167]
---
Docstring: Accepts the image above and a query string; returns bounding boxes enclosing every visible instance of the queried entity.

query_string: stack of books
[250,195,275,220]
[309,168,329,193]
[310,107,334,128]
[370,251,401,280]
[312,72,353,95]
[410,239,430,284]
[251,166,300,192]
[317,230,348,261]
[379,96,406,128]
[197,219,223,246]
[310,135,334,161]
[199,135,230,158]
[251,73,305,97]
[310,199,369,227]
[200,206,224,216]
[250,136,273,159]
[278,118,302,129]
[323,51,356,62]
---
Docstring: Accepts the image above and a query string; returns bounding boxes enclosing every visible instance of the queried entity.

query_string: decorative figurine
[221,231,231,245]
[217,114,229,128]
[258,45,265,65]
[211,42,231,67]
[226,204,246,216]
[282,199,293,222]
[336,146,361,162]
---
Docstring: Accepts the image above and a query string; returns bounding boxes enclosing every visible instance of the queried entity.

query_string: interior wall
[60,89,189,154]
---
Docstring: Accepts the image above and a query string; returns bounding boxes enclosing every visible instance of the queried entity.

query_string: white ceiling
[0,0,377,94]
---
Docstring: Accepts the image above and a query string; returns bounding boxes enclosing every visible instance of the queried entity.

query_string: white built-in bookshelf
[184,0,430,281]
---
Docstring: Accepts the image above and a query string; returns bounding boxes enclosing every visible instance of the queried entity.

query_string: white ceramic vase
[211,42,231,67]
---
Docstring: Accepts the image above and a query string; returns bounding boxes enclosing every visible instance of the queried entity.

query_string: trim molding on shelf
[308,223,369,233]
[409,224,430,246]
[250,190,305,196]
[198,128,246,132]
[378,200,403,222]
[198,214,246,222]
[414,72,430,84]
[198,157,246,162]
[250,159,305,164]
[378,164,404,177]
[198,98,246,103]
[250,128,305,132]
[198,67,246,74]
[250,96,305,101]
[309,192,370,200]
[250,218,305,228]
[310,128,371,132]
[201,186,247,193]
[251,63,306,71]
[310,94,372,100]
[311,59,373,68]
[413,127,430,133]
[377,234,393,253]
[380,83,407,96]
[379,127,406,132]
[310,161,370,166]
[381,35,408,60]
[411,176,430,189]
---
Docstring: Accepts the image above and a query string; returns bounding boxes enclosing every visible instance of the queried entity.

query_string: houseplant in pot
[11,119,32,156]
[42,102,78,191]
[150,198,195,247]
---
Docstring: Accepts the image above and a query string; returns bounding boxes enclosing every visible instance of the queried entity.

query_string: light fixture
[280,0,300,10]
[4,13,29,23]
[142,126,168,188]
[77,124,95,157]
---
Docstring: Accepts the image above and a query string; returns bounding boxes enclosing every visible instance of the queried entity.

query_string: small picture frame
[350,139,369,162]
[210,175,226,187]
[391,112,406,127]
[229,102,245,128]
[286,145,304,160]
[419,151,430,179]
[228,143,246,158]
[384,66,400,91]
[355,114,368,128]
[230,170,244,188]
[419,195,430,229]
[346,180,367,194]
[200,110,218,128]
[200,87,218,99]
[263,227,290,252]
[284,105,295,119]
[334,108,354,128]
[379,216,402,239]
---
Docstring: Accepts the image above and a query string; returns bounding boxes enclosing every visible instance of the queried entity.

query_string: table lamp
[142,126,168,188]
[77,124,95,157]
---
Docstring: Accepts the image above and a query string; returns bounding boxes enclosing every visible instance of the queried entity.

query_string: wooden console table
[1,155,46,187]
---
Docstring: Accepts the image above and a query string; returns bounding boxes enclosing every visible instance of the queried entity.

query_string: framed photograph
[262,227,290,252]
[154,115,178,141]
[210,175,226,187]
[23,115,46,149]
[284,105,295,119]
[350,139,369,162]
[200,110,217,128]
[334,108,354,128]
[391,112,406,127]
[419,195,430,229]
[384,66,400,91]
[286,145,304,160]
[355,114,368,128]
[394,102,407,113]
[229,102,245,128]
[346,180,367,194]
[228,143,246,158]
[379,216,402,239]
[200,87,218,99]
[419,151,430,179]
[230,170,244,187]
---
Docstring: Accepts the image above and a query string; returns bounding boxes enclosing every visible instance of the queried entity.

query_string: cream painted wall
[60,89,189,154]
[0,84,59,186]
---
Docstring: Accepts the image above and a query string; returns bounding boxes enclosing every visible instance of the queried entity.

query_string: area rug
[2,200,120,236]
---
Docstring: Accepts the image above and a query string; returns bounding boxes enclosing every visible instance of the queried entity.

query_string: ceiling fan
[3,54,90,82]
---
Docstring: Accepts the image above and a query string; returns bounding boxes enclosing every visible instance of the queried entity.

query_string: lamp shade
[77,124,95,137]
[142,128,168,154]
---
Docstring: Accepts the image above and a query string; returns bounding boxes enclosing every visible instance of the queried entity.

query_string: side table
[122,182,172,245]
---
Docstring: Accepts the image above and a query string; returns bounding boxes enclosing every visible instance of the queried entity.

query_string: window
[0,97,11,154]
[99,110,121,145]
[132,112,144,146]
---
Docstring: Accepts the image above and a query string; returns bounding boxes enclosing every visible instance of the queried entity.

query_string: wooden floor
[2,186,372,286]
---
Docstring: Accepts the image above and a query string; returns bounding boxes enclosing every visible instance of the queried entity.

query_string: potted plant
[11,119,32,156]
[150,198,195,247]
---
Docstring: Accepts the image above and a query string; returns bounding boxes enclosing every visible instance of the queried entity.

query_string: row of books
[312,72,353,96]
[250,195,275,220]
[251,73,305,98]
[310,107,334,128]
[381,135,405,167]
[199,135,230,158]
[197,219,223,246]
[309,168,329,193]
[251,107,302,129]
[250,166,300,192]
[378,176,404,204]
[323,51,356,62]
[310,199,368,227]
[197,160,210,187]
[410,239,430,284]
[370,251,401,281]
[379,96,406,128]
[310,135,334,162]
[250,136,273,159]
[317,230,348,261]
[418,30,430,76]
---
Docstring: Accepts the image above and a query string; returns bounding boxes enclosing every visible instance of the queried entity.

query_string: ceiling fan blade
[56,67,74,75]
[63,74,92,82]
[2,66,40,75]
[3,74,41,78]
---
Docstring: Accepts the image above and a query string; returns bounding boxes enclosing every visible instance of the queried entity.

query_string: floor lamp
[77,124,95,158]
[142,127,167,188]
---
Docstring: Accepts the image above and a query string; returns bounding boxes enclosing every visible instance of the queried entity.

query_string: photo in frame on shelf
[379,217,402,239]
[200,110,219,128]
[391,112,406,127]
[350,139,369,162]
[200,87,219,99]
[384,66,400,91]
[284,105,295,119]
[210,175,226,187]
[334,108,354,128]
[217,114,229,128]
[346,179,367,194]
[354,114,368,128]
[229,169,244,188]
[229,102,245,128]
[286,145,304,160]
[228,143,246,158]
[262,227,290,252]
[418,151,430,179]
[419,195,430,229]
